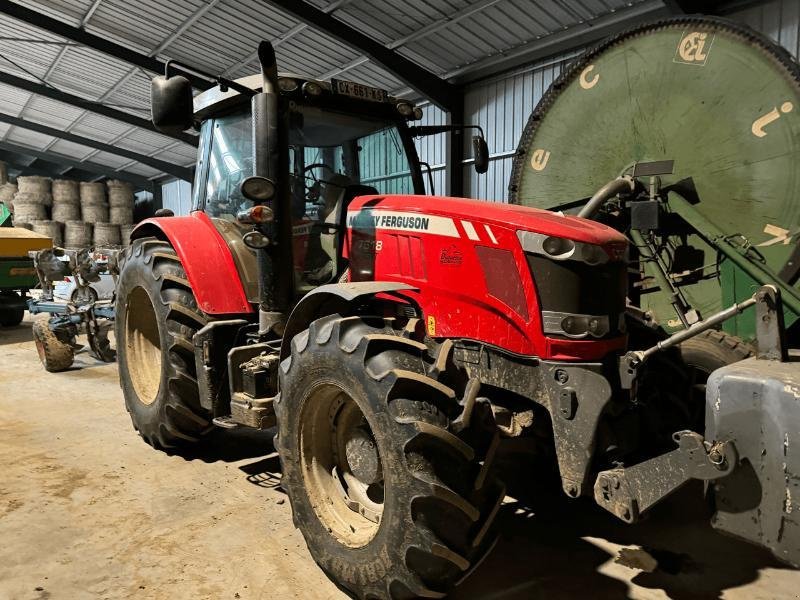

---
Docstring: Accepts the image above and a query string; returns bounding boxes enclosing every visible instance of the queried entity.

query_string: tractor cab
[186,73,428,300]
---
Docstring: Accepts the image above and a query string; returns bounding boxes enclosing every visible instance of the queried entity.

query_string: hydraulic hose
[577,176,635,219]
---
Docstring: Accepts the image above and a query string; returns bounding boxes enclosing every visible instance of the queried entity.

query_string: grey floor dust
[2,316,799,599]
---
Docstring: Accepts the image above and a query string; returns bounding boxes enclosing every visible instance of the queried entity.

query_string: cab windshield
[196,105,420,289]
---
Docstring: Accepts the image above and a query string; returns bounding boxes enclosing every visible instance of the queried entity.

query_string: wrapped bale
[64,220,93,249]
[30,220,63,247]
[93,222,120,246]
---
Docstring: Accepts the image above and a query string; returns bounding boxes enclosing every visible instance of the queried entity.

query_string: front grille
[527,254,626,338]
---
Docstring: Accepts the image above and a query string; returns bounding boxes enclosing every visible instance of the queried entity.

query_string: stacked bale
[51,179,81,223]
[13,176,52,228]
[64,220,93,249]
[80,182,108,224]
[93,222,120,246]
[0,181,17,213]
[107,180,134,230]
[30,220,63,247]
[11,194,46,224]
[17,176,52,208]
[120,224,134,246]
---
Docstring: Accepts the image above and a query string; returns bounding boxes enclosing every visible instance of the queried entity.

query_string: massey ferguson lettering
[363,214,430,230]
[347,210,460,238]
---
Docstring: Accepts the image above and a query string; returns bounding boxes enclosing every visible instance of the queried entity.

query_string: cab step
[212,416,239,429]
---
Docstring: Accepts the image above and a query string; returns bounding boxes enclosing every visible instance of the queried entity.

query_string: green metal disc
[509,16,800,259]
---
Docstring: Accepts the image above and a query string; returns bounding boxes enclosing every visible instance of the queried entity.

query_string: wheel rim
[300,382,384,547]
[125,286,162,406]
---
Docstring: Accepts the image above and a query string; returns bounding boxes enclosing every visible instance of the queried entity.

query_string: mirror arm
[419,161,436,195]
[163,59,257,97]
[408,124,485,138]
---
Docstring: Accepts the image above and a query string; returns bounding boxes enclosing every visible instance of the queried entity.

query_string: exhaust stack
[251,41,291,336]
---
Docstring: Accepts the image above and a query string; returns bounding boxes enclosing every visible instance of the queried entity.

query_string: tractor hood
[346,194,627,248]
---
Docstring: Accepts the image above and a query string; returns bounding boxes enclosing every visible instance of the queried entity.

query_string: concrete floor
[2,316,800,600]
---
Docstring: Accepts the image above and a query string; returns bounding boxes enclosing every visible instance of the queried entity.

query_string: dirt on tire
[114,237,213,449]
[32,317,74,372]
[276,314,503,599]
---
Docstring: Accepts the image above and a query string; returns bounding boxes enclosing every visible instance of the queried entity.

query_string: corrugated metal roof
[0,0,666,186]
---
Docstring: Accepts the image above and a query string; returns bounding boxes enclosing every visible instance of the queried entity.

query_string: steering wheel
[300,163,337,204]
[303,163,337,183]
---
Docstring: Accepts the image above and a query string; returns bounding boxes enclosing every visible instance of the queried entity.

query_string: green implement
[509,16,800,339]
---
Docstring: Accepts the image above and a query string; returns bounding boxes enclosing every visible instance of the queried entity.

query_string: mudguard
[279,281,416,360]
[131,212,253,315]
[706,355,800,567]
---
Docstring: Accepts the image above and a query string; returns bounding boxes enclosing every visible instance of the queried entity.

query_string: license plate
[331,79,388,102]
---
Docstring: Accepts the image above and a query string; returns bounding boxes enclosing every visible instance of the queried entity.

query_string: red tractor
[116,35,797,600]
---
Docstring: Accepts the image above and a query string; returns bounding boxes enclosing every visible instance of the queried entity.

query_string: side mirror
[151,74,193,135]
[472,136,489,174]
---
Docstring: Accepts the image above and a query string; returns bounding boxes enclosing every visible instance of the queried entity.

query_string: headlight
[278,77,298,92]
[303,81,323,97]
[413,107,424,120]
[542,236,575,259]
[396,102,414,116]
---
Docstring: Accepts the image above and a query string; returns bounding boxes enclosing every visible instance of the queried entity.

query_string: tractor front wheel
[115,238,212,449]
[277,314,503,599]
[32,317,74,372]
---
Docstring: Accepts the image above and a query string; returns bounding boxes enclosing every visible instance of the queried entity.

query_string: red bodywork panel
[345,195,628,361]
[134,211,253,315]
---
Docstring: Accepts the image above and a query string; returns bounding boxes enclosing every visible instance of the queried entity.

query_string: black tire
[115,237,212,449]
[276,314,503,600]
[679,329,753,374]
[637,329,753,448]
[0,305,24,326]
[32,318,74,372]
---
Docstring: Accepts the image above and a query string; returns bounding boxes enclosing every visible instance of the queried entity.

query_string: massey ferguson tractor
[116,16,800,599]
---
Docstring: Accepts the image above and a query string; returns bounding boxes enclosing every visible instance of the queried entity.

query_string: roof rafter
[318,0,504,80]
[0,0,213,90]
[38,0,223,157]
[0,139,153,189]
[0,111,192,181]
[262,0,460,110]
[0,71,197,146]
[223,0,355,76]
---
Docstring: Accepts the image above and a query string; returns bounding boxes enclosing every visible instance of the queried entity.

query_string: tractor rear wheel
[0,306,24,327]
[115,237,212,449]
[32,317,74,372]
[276,314,503,600]
[0,292,25,326]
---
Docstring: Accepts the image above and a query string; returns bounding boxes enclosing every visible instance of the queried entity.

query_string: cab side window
[203,112,254,220]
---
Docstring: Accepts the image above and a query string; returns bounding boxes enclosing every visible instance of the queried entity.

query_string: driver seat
[309,181,378,284]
